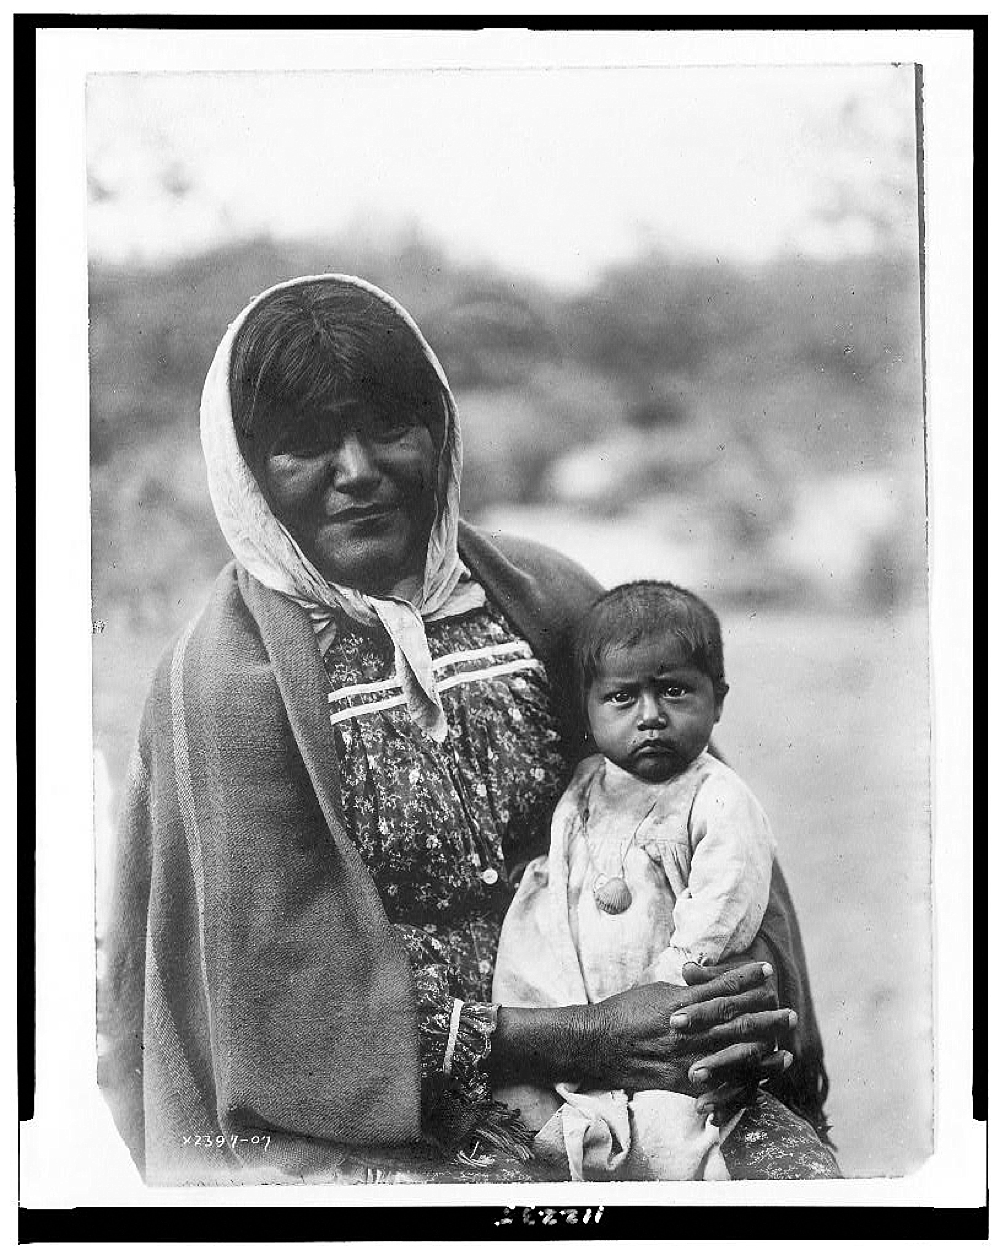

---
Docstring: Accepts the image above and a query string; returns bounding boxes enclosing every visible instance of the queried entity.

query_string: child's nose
[637,692,667,727]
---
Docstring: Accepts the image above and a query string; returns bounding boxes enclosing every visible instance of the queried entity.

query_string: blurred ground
[90,236,931,1179]
[711,596,932,1177]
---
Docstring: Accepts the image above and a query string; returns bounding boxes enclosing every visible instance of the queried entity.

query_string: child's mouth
[633,740,675,758]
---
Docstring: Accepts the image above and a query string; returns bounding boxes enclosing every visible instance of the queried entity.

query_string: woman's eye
[272,427,327,458]
[371,413,415,440]
[289,438,327,457]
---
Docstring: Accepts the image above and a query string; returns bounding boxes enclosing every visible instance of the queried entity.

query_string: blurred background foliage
[90,229,925,644]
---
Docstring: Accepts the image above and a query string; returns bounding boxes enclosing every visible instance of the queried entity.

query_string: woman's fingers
[670,984,784,1034]
[695,1081,748,1114]
[756,1049,794,1079]
[693,1008,795,1052]
[680,959,772,994]
[689,1044,794,1088]
[589,970,790,1093]
[695,1049,790,1108]
[695,1047,794,1119]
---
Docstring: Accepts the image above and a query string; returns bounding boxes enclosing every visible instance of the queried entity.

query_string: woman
[100,275,838,1185]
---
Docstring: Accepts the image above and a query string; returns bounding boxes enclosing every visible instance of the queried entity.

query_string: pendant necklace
[580,789,658,916]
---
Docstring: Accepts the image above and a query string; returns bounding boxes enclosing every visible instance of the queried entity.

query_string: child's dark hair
[575,580,730,709]
[228,281,446,461]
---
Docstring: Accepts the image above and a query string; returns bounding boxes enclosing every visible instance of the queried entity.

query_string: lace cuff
[420,998,531,1164]
[419,997,495,1090]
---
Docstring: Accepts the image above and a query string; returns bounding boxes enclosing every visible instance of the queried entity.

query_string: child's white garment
[492,750,775,1181]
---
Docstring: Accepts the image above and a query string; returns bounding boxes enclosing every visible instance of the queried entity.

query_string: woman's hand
[680,938,794,1125]
[584,961,795,1096]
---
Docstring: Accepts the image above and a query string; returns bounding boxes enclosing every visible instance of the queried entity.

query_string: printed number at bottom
[180,1133,272,1150]
[494,1206,604,1227]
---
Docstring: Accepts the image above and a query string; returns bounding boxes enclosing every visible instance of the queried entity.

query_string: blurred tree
[88,227,924,634]
[560,254,757,380]
[793,78,919,258]
[624,388,689,431]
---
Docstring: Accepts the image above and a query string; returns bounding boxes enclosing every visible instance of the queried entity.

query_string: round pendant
[480,867,499,886]
[593,876,632,915]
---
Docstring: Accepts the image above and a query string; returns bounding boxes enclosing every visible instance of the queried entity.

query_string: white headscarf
[200,273,484,742]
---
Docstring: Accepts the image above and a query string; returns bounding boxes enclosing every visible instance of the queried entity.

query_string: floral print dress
[322,599,571,1177]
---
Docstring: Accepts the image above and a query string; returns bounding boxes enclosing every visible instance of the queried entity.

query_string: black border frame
[18,15,985,1241]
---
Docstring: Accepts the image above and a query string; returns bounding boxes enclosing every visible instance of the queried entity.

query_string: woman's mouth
[326,503,398,525]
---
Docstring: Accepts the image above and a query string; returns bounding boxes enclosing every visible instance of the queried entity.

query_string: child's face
[585,634,724,783]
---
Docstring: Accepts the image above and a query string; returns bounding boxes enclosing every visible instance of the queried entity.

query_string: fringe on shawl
[420,1001,535,1167]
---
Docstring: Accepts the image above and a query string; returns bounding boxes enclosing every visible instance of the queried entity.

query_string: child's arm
[647,772,776,987]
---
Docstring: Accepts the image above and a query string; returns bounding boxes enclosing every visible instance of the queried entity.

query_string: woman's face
[257,394,439,597]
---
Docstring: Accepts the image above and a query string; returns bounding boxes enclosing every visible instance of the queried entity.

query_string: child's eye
[661,684,688,699]
[606,690,634,705]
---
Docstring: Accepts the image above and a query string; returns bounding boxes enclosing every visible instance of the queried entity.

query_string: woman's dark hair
[574,580,730,710]
[228,281,446,460]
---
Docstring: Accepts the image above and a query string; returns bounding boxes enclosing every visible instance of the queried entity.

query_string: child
[492,580,776,1181]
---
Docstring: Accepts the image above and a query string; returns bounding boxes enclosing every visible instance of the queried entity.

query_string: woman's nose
[331,432,379,489]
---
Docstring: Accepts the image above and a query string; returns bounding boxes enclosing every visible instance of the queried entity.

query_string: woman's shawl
[99,523,829,1184]
[200,273,481,743]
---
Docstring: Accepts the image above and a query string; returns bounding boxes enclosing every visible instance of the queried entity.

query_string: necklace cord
[580,793,658,883]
